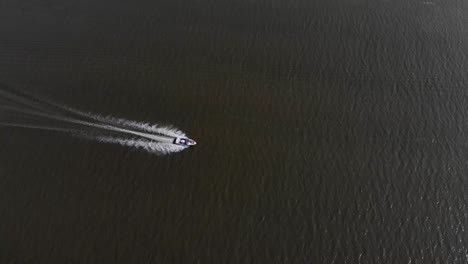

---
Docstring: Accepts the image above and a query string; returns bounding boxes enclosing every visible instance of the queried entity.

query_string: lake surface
[1,0,467,263]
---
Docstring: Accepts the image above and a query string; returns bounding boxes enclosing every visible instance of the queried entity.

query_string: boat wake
[0,84,192,155]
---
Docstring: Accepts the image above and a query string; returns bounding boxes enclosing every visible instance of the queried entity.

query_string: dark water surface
[1,0,467,263]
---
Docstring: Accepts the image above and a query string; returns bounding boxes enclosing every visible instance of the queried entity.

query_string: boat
[173,137,197,146]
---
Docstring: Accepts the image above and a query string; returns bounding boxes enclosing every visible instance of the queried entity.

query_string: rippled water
[0,0,467,263]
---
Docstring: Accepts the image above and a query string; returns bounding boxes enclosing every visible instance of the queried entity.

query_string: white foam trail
[0,105,176,143]
[0,122,186,155]
[0,88,193,155]
[84,114,186,138]
[94,136,187,155]
[5,90,186,137]
[54,108,186,138]
[0,87,186,138]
